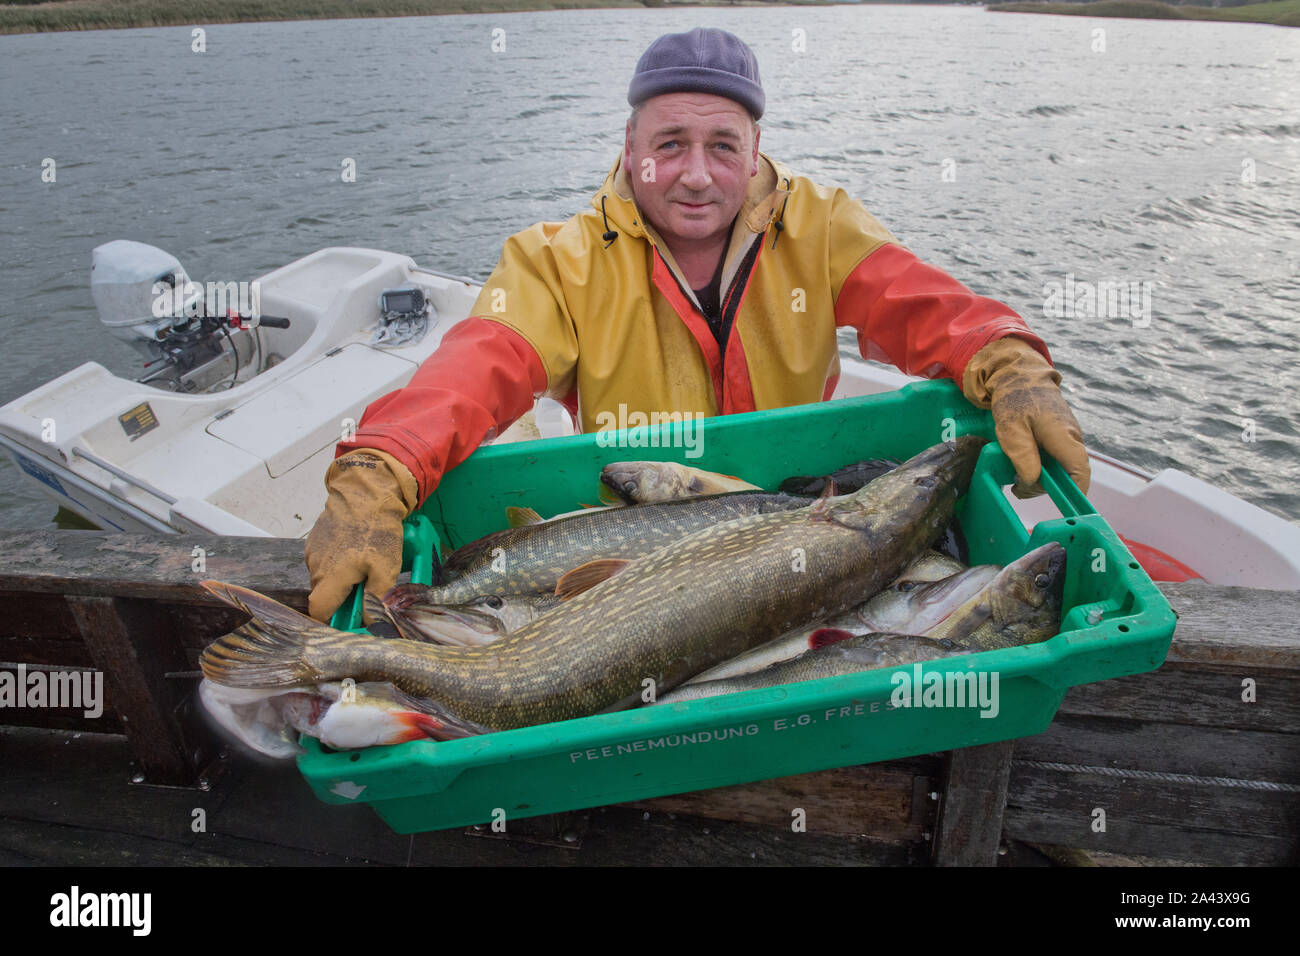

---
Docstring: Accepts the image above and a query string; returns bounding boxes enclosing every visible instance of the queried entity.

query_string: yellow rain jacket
[344,154,1048,501]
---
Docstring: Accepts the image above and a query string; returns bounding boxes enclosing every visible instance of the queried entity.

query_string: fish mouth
[914,566,1000,613]
[405,607,504,646]
[598,471,638,505]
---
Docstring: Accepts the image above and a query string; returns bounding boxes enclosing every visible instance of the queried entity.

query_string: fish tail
[202,580,334,635]
[362,591,389,623]
[200,620,325,688]
[200,580,368,688]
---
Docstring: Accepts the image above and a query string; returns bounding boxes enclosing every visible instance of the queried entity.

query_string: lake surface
[1,6,1297,528]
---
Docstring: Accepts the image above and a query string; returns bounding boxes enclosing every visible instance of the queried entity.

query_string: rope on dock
[1017,760,1300,793]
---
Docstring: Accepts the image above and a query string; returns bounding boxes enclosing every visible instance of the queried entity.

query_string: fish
[856,563,1002,633]
[373,553,974,650]
[198,677,486,758]
[681,556,998,684]
[665,541,1067,703]
[424,490,811,604]
[366,587,564,646]
[918,541,1066,650]
[199,437,986,731]
[779,458,971,563]
[778,458,899,497]
[657,634,970,704]
[598,461,761,505]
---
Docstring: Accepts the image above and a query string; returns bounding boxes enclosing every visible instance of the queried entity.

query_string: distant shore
[1,0,1295,35]
[0,0,634,36]
[988,0,1300,27]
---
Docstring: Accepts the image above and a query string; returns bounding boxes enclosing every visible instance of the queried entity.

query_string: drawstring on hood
[771,177,791,249]
[600,195,618,248]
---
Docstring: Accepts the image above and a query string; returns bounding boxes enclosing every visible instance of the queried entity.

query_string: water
[1,7,1298,528]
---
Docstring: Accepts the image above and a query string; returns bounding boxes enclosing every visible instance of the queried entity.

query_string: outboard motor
[91,239,203,365]
[90,240,289,391]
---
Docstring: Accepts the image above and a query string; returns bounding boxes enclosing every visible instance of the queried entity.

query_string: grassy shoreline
[988,0,1300,27]
[0,0,641,36]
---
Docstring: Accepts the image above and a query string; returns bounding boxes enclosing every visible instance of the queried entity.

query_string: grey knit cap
[628,28,764,120]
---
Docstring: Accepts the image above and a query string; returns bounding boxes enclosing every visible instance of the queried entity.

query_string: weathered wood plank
[932,739,1016,866]
[0,591,81,642]
[1158,581,1300,673]
[0,637,98,667]
[1020,714,1300,784]
[1005,763,1300,841]
[0,661,121,731]
[0,531,308,603]
[627,763,935,840]
[65,596,199,785]
[1005,807,1297,866]
[0,727,919,866]
[1058,668,1300,733]
[0,820,357,867]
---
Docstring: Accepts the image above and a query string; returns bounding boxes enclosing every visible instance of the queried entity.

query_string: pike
[659,542,1067,704]
[681,554,995,684]
[200,437,985,732]
[658,634,971,704]
[422,490,811,604]
[599,461,761,504]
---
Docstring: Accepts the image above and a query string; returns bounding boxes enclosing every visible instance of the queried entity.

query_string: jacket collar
[593,152,791,298]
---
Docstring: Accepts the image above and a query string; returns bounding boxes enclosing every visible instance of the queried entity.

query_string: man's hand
[961,337,1090,499]
[305,448,420,623]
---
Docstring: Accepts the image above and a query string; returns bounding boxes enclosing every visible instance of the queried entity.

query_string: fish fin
[201,581,342,641]
[379,684,490,740]
[597,483,626,506]
[506,506,544,528]
[431,546,444,586]
[366,592,441,644]
[381,583,433,611]
[807,480,839,521]
[809,627,856,649]
[930,603,994,645]
[399,710,484,742]
[362,592,392,629]
[200,620,326,688]
[555,559,632,600]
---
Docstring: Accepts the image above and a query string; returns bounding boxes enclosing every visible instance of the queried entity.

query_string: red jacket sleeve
[834,243,1051,382]
[337,318,547,503]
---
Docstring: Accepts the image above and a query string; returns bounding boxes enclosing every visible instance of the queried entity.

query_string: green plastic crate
[299,379,1176,833]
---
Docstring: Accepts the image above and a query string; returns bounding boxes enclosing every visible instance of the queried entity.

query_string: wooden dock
[1,530,1296,866]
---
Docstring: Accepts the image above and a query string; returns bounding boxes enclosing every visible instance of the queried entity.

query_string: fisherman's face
[624,92,760,254]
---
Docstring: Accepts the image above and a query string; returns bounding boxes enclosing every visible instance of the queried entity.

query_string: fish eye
[483,595,504,609]
[1034,573,1051,589]
[897,581,918,592]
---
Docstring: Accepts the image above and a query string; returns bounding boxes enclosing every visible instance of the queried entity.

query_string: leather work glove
[305,448,420,623]
[961,337,1091,499]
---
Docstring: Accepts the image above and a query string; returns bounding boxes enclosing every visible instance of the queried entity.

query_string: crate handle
[1040,453,1097,519]
[328,514,442,632]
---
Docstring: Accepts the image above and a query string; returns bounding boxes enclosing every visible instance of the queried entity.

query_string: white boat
[4,242,1298,590]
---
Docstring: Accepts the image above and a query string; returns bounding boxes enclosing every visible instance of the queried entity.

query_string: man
[305,28,1089,622]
